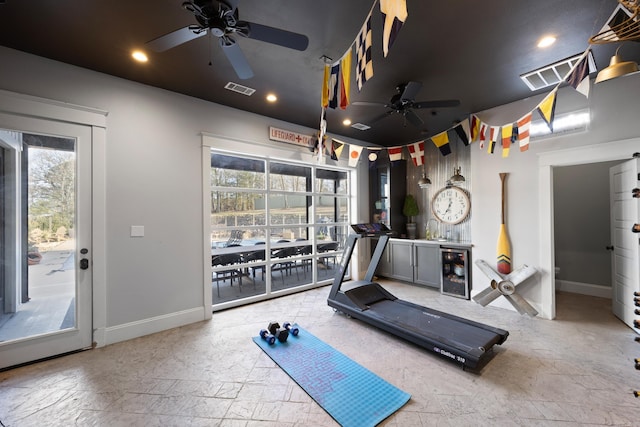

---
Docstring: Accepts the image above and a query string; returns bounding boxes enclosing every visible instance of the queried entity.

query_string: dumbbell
[259,329,276,345]
[267,321,289,343]
[282,321,299,336]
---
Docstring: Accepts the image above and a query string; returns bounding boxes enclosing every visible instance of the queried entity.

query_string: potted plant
[402,194,419,239]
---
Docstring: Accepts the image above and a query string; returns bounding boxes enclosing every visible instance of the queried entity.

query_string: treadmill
[327,223,508,370]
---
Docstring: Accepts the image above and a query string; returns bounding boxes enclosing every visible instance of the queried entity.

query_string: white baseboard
[99,307,208,347]
[556,279,611,299]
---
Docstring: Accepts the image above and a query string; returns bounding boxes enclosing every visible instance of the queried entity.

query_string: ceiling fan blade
[413,99,461,109]
[369,110,394,124]
[400,81,422,101]
[220,37,254,79]
[245,22,309,51]
[146,26,206,52]
[352,101,387,107]
[405,110,424,127]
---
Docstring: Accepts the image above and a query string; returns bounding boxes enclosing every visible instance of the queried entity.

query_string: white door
[610,158,640,329]
[0,113,92,369]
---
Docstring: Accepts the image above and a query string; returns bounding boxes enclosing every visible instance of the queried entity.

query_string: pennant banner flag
[470,114,481,142]
[368,147,382,163]
[388,146,403,161]
[517,113,532,152]
[458,118,471,146]
[331,139,344,161]
[339,50,352,109]
[355,11,374,91]
[488,126,500,154]
[407,141,425,166]
[479,123,488,149]
[380,0,408,57]
[328,63,340,109]
[348,144,363,167]
[537,90,557,132]
[453,121,469,146]
[566,49,595,98]
[321,64,330,108]
[431,131,451,156]
[501,124,513,158]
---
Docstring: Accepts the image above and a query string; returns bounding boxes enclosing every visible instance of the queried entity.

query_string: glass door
[0,113,92,370]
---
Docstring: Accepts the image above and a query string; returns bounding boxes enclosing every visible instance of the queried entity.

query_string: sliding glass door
[209,150,350,309]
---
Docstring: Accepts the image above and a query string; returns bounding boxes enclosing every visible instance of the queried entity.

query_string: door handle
[606,246,614,251]
[80,248,89,269]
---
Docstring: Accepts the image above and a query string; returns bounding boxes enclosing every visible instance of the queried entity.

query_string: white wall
[471,73,640,318]
[0,46,369,344]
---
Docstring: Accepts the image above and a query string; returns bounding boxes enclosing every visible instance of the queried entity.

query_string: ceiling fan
[145,0,309,79]
[353,81,460,128]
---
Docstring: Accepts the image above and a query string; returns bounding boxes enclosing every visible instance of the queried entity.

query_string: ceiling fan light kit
[352,81,460,128]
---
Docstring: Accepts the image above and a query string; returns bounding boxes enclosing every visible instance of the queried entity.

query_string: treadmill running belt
[367,299,501,355]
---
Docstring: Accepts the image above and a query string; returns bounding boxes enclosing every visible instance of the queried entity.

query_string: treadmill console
[350,223,393,236]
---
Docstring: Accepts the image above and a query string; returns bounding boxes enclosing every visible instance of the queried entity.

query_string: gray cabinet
[414,243,440,288]
[375,239,442,289]
[389,240,414,282]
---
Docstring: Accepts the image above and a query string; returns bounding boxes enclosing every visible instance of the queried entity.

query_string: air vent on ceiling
[520,52,596,91]
[351,123,371,131]
[224,82,256,96]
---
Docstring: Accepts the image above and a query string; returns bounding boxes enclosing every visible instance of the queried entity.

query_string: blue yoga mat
[253,324,410,427]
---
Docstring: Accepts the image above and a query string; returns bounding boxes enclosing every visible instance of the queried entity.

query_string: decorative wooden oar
[497,173,512,274]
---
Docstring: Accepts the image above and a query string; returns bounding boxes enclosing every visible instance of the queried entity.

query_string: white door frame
[538,137,640,319]
[0,90,108,364]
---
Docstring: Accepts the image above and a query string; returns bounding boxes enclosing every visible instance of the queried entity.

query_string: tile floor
[2,280,640,426]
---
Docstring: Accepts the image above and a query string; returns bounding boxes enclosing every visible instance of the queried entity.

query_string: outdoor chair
[212,253,244,297]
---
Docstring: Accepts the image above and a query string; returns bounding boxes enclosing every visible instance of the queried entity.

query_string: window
[209,150,351,308]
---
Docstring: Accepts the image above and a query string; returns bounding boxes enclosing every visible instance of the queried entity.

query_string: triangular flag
[407,141,425,166]
[331,139,344,161]
[479,123,488,149]
[501,124,513,158]
[321,64,330,108]
[518,113,532,152]
[488,126,500,154]
[328,62,340,109]
[454,120,470,146]
[339,49,352,109]
[355,11,374,91]
[537,90,557,132]
[348,144,363,167]
[388,146,403,162]
[566,49,595,98]
[380,0,408,57]
[431,131,451,156]
[470,114,481,142]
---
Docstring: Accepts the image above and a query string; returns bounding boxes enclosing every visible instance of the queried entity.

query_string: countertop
[388,237,473,249]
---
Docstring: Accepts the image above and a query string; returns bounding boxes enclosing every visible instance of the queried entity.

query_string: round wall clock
[431,186,471,224]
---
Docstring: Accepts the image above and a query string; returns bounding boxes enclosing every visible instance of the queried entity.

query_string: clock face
[432,187,471,224]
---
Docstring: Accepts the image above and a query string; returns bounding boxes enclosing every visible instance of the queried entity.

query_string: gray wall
[0,46,369,344]
[471,73,640,317]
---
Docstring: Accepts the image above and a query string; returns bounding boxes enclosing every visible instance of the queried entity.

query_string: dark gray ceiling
[0,0,638,146]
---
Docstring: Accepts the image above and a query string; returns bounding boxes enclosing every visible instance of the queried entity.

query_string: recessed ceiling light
[131,50,148,63]
[342,119,352,126]
[537,36,556,48]
[266,93,277,102]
